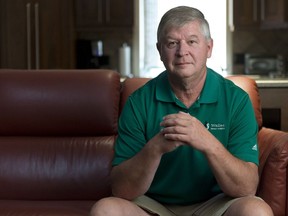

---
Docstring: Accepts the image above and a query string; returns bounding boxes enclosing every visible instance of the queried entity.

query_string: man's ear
[207,39,213,58]
[156,42,163,61]
[156,42,160,52]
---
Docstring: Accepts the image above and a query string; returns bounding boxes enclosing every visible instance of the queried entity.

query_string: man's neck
[169,71,207,108]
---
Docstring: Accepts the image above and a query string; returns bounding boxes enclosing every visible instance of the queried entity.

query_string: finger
[164,133,187,143]
[161,115,191,128]
[163,111,189,120]
[178,111,190,116]
[160,118,184,128]
[161,125,186,135]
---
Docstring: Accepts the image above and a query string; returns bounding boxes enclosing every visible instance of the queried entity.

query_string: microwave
[245,54,285,76]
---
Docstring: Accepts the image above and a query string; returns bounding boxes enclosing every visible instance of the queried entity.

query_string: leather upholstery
[0,70,119,136]
[0,69,119,215]
[257,128,288,216]
[0,69,287,216]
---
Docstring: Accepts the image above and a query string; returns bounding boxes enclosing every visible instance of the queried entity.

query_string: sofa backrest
[120,77,151,113]
[0,69,120,136]
[0,69,120,200]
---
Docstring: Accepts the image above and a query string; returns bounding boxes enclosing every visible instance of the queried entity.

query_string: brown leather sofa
[0,69,287,216]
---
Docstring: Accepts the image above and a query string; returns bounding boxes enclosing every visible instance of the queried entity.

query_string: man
[90,6,273,216]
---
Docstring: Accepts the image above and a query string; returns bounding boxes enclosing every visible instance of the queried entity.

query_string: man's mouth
[175,62,190,66]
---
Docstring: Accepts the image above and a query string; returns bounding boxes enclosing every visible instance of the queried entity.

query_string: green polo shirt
[113,68,259,205]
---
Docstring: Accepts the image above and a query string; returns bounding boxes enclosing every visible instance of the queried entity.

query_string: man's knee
[90,197,151,216]
[225,196,273,216]
[90,197,124,216]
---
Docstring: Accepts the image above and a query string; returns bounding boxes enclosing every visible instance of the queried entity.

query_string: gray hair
[157,6,211,42]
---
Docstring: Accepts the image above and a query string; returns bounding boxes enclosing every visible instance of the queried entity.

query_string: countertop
[242,75,288,88]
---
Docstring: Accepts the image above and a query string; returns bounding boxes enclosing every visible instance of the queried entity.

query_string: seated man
[90,6,273,216]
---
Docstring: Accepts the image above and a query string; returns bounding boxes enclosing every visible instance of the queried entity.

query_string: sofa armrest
[257,127,288,216]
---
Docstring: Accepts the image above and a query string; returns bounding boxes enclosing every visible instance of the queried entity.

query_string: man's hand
[160,111,214,152]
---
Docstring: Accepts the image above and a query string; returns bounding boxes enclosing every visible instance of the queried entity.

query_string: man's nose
[176,41,189,56]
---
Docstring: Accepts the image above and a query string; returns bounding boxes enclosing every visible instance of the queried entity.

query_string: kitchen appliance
[245,54,286,77]
[76,40,109,69]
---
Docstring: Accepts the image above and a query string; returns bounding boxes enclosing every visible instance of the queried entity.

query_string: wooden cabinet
[233,0,259,28]
[0,0,75,69]
[233,0,288,29]
[262,0,288,28]
[75,0,134,31]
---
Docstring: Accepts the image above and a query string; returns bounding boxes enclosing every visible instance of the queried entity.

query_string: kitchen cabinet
[75,0,134,31]
[233,0,288,30]
[262,0,288,28]
[233,0,259,28]
[0,0,74,69]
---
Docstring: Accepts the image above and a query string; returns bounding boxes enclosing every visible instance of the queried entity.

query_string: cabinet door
[0,0,74,69]
[75,0,103,29]
[106,0,133,27]
[233,0,260,28]
[37,0,74,69]
[75,0,133,30]
[0,0,30,69]
[261,0,288,28]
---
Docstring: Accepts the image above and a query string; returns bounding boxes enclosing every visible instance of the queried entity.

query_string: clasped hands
[158,111,212,153]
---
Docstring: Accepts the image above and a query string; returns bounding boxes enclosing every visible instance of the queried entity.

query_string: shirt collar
[198,68,219,104]
[155,68,219,104]
[155,71,175,103]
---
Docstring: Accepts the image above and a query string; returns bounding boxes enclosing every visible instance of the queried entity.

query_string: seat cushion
[0,200,95,216]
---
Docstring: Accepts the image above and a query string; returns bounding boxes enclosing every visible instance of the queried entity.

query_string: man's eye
[167,41,177,48]
[188,40,196,45]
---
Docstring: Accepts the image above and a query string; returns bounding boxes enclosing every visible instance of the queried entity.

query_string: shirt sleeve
[228,90,259,166]
[112,95,147,166]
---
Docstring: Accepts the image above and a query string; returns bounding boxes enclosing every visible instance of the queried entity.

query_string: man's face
[157,21,213,79]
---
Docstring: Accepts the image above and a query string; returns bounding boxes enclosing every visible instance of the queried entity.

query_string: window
[137,0,227,77]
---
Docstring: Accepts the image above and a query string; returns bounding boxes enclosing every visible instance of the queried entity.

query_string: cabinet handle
[260,0,265,21]
[106,0,110,23]
[34,3,40,69]
[253,0,258,22]
[98,0,103,24]
[26,3,31,69]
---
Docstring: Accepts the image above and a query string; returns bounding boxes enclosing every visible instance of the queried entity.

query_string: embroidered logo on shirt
[211,123,225,130]
[252,144,258,151]
[205,122,225,131]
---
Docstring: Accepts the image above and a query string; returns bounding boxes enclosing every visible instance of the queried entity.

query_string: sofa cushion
[0,70,120,136]
[0,136,114,200]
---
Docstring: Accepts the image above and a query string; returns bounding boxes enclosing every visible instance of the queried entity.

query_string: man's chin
[175,67,195,76]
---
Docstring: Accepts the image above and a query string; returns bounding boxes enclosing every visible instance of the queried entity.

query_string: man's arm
[111,132,183,200]
[204,141,258,197]
[160,111,258,197]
